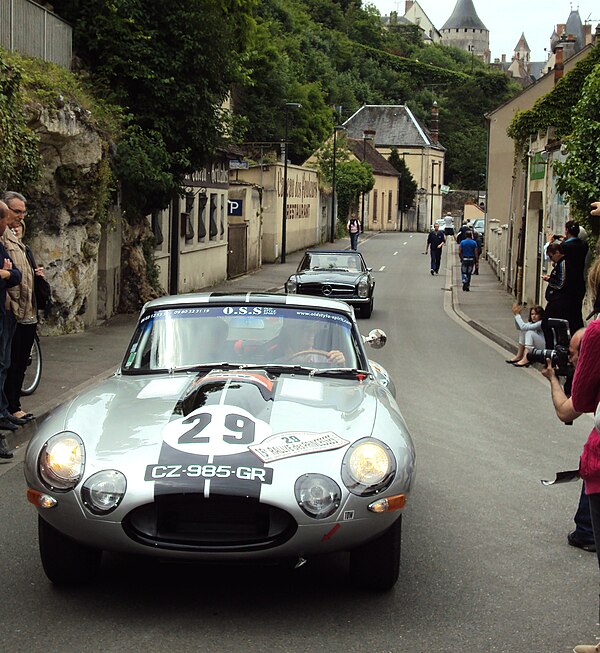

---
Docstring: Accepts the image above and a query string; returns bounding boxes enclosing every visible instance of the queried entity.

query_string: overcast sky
[370,1,599,62]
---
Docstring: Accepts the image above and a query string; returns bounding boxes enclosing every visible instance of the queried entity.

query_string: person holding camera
[542,317,600,653]
[542,242,571,347]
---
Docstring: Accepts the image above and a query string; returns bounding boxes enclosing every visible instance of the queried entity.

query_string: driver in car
[272,320,346,366]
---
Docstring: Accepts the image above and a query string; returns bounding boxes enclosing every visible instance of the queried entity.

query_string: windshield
[300,253,364,272]
[123,305,365,373]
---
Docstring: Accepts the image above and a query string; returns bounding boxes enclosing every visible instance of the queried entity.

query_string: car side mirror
[366,267,372,272]
[363,328,387,349]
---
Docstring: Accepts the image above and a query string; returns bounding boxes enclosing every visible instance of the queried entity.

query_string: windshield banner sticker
[250,431,349,463]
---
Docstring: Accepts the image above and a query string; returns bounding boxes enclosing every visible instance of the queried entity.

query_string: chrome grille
[298,282,356,298]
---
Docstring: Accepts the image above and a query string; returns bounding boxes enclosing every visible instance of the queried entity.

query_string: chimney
[554,42,564,83]
[501,54,506,63]
[430,101,439,144]
[405,0,413,13]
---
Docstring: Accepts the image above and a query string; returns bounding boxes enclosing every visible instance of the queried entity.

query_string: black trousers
[5,322,36,414]
[543,297,583,348]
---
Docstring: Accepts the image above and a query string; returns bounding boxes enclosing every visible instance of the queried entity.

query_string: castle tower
[513,33,530,63]
[440,0,490,64]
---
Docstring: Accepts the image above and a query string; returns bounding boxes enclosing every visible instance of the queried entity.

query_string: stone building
[345,138,401,232]
[342,104,445,232]
[485,37,598,307]
[440,0,490,64]
[382,1,441,44]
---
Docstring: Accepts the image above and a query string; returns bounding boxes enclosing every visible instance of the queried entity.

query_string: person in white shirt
[443,212,454,238]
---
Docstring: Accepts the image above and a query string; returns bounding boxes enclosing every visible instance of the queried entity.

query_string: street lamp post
[330,125,346,243]
[360,129,376,234]
[281,102,301,263]
[430,160,440,229]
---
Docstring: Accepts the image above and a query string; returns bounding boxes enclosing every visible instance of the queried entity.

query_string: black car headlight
[357,278,369,298]
[342,438,396,496]
[286,278,297,293]
[38,432,85,492]
[82,470,127,515]
[295,474,341,519]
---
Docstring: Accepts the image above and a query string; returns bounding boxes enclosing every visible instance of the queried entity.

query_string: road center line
[393,251,398,255]
[379,266,386,272]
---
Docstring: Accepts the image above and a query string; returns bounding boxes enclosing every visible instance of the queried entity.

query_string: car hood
[42,370,382,463]
[294,270,363,283]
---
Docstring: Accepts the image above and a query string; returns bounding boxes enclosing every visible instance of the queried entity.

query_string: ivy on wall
[0,55,41,190]
[554,63,600,235]
[0,49,120,228]
[507,44,600,151]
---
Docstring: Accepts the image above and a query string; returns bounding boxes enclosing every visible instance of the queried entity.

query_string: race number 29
[178,412,256,445]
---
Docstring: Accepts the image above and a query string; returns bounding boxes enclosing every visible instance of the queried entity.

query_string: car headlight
[82,470,127,515]
[286,278,297,294]
[295,474,341,519]
[357,278,369,298]
[38,432,85,492]
[342,438,396,496]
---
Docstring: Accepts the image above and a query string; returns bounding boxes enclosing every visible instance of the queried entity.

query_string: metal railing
[0,0,72,68]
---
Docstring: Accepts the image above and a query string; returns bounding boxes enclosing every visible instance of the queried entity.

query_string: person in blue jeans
[424,223,446,275]
[458,230,479,291]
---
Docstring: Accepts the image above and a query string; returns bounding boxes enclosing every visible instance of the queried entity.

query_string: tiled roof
[346,138,400,177]
[342,105,444,150]
[441,0,487,31]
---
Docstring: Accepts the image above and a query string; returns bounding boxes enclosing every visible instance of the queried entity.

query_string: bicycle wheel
[21,336,42,396]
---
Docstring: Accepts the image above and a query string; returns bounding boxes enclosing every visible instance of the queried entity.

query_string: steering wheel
[286,349,331,362]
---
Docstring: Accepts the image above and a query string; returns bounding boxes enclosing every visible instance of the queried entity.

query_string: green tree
[335,160,374,224]
[51,0,256,216]
[388,149,417,212]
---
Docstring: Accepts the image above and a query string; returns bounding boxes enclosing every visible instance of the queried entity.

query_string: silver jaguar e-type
[25,293,415,590]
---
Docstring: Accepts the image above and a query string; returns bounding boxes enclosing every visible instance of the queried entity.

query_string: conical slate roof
[564,10,584,50]
[514,32,530,52]
[441,0,487,30]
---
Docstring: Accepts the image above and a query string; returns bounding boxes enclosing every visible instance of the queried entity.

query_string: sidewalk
[449,241,518,354]
[5,235,519,452]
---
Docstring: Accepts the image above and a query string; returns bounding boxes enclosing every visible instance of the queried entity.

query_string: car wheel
[38,516,102,585]
[349,515,401,591]
[361,297,373,319]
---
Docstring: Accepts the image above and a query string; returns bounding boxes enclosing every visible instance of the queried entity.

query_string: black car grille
[298,282,356,298]
[123,494,297,553]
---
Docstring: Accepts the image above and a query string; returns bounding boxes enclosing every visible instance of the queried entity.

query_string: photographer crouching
[541,314,600,652]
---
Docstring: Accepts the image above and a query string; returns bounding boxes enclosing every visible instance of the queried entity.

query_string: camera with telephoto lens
[526,318,571,376]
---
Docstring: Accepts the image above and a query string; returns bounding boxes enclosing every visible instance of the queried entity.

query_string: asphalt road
[1,232,597,652]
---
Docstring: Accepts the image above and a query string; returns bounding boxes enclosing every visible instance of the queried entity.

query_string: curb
[448,254,517,356]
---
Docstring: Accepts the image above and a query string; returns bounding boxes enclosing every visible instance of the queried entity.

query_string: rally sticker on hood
[249,431,349,463]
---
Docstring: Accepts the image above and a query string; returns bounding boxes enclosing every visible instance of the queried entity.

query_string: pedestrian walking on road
[347,214,360,251]
[458,230,478,291]
[424,222,446,275]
